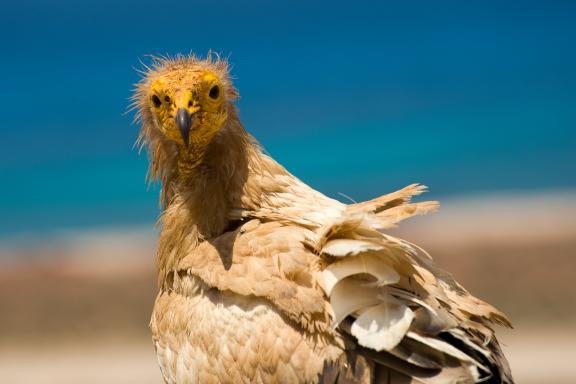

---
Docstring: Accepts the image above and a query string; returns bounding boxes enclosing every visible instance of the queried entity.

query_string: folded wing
[315,185,513,383]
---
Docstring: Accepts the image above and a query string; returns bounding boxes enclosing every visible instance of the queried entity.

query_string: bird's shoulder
[176,218,334,334]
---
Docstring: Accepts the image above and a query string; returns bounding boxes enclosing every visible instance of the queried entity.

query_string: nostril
[188,100,193,108]
[164,95,171,104]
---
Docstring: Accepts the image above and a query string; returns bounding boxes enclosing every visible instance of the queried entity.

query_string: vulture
[132,54,513,383]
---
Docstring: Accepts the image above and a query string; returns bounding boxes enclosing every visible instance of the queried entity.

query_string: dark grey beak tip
[175,108,193,145]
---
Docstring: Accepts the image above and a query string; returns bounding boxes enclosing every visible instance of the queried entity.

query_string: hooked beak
[175,108,193,145]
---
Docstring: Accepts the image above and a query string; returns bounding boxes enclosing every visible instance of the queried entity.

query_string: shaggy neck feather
[153,110,257,284]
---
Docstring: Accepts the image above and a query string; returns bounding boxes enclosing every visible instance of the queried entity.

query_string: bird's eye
[164,95,171,104]
[151,95,162,108]
[209,85,220,99]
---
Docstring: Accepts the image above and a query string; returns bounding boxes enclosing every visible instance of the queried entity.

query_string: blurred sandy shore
[1,328,574,384]
[1,191,575,383]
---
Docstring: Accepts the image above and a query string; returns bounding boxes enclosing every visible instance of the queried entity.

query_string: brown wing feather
[167,180,514,383]
[313,190,514,383]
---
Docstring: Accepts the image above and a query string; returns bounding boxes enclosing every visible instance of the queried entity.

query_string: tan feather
[407,332,487,374]
[347,183,429,214]
[329,278,382,327]
[322,238,385,257]
[351,301,414,351]
[322,253,400,295]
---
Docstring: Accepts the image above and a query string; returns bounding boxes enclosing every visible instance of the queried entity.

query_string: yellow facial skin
[148,70,228,170]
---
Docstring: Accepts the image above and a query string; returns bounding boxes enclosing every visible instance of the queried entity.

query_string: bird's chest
[150,281,330,384]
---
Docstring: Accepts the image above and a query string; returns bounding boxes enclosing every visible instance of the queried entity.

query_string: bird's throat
[177,149,204,179]
[176,136,213,180]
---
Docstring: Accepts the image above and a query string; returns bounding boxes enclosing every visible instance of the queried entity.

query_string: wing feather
[351,301,414,351]
[322,253,400,295]
[322,239,385,257]
[315,186,513,382]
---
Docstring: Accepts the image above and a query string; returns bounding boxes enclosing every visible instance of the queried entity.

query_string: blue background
[1,0,575,237]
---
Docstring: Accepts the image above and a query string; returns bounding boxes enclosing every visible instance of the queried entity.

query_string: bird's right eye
[151,95,162,108]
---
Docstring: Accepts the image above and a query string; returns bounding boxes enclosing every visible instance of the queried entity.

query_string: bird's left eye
[209,85,220,99]
[151,95,162,108]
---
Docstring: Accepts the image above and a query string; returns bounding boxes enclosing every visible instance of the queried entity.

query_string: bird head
[148,68,228,148]
[134,54,238,169]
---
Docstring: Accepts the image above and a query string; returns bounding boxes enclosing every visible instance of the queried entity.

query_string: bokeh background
[1,0,575,383]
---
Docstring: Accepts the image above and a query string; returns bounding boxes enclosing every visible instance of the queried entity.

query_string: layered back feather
[314,195,513,383]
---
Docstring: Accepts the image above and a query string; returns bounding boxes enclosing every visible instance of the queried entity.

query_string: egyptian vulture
[132,54,513,383]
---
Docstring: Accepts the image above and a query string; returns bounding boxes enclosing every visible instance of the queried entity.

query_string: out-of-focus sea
[1,0,575,240]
